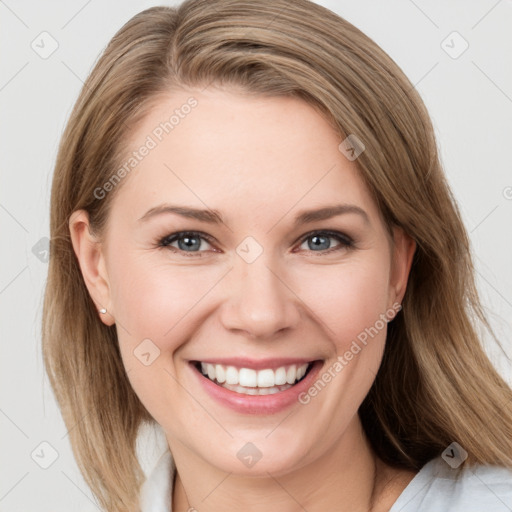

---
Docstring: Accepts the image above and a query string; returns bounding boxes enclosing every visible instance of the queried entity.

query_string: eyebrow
[138,203,370,227]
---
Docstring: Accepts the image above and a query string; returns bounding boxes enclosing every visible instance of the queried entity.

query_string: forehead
[110,88,383,229]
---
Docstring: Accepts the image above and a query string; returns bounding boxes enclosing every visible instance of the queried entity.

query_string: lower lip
[190,360,324,415]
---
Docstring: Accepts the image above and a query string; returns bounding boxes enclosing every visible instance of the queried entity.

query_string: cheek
[289,259,391,436]
[108,252,225,372]
[109,254,203,337]
[295,257,391,350]
[107,254,198,420]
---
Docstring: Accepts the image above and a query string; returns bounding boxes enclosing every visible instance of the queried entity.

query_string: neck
[169,417,391,512]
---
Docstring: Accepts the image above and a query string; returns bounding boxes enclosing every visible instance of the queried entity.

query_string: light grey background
[1,0,511,510]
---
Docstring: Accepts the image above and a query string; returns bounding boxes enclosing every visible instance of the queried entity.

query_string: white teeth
[215,364,226,383]
[225,366,239,385]
[286,365,297,384]
[221,382,293,395]
[199,362,311,391]
[257,369,275,388]
[274,366,287,385]
[239,368,257,387]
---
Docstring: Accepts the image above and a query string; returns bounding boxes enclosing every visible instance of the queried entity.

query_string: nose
[219,255,301,340]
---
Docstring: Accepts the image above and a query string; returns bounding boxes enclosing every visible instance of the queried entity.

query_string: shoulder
[390,455,512,512]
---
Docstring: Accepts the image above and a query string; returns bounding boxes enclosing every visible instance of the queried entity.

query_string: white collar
[139,448,175,512]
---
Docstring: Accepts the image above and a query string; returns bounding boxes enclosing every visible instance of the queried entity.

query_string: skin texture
[70,87,417,511]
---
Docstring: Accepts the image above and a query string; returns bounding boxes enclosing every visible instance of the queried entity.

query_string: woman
[42,0,512,511]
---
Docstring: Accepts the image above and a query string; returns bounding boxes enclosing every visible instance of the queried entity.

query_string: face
[72,87,415,477]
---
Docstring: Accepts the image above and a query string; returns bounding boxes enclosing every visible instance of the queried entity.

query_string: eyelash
[157,230,355,257]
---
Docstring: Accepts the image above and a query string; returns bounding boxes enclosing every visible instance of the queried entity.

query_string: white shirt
[139,449,512,511]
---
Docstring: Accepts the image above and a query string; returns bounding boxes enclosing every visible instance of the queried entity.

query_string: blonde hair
[42,0,512,510]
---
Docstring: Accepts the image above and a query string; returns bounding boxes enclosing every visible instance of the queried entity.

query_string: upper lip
[191,357,319,370]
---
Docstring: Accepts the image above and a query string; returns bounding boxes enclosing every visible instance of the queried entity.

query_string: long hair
[42,1,512,510]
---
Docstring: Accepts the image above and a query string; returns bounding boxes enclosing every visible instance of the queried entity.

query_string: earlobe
[69,210,115,326]
[389,227,416,308]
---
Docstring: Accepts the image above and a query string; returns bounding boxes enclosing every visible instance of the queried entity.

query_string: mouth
[191,360,317,396]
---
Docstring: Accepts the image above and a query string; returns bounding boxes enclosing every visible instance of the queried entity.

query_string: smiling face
[71,87,415,478]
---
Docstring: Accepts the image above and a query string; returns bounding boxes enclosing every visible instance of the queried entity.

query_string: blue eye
[157,230,354,256]
[298,231,353,253]
[159,231,213,255]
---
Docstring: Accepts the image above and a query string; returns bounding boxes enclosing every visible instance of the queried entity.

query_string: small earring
[99,308,107,314]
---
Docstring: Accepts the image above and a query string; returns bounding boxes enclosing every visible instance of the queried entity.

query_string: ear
[69,210,115,326]
[388,226,416,309]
